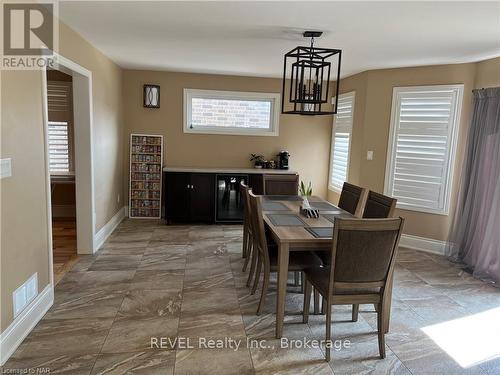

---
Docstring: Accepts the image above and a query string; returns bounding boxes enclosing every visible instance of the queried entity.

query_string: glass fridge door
[216,174,248,222]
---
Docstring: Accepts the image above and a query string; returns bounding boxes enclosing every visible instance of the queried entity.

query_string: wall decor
[143,84,160,108]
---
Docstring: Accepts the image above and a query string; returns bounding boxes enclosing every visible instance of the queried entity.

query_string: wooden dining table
[261,194,392,339]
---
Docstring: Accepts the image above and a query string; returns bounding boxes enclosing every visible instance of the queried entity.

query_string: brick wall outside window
[191,98,271,129]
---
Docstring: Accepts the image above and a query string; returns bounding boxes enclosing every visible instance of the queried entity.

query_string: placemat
[262,202,290,211]
[310,201,337,211]
[323,212,354,223]
[268,214,306,226]
[305,227,334,238]
[265,195,303,201]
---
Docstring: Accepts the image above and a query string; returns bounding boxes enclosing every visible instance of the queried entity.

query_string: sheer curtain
[446,87,500,285]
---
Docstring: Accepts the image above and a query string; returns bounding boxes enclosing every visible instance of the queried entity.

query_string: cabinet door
[190,173,215,222]
[248,174,264,195]
[165,172,191,222]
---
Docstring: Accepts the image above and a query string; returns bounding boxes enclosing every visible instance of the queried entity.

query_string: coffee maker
[277,151,290,170]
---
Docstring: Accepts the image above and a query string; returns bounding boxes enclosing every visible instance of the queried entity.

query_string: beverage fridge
[215,174,248,222]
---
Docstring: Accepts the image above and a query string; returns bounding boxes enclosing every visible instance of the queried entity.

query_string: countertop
[163,167,297,175]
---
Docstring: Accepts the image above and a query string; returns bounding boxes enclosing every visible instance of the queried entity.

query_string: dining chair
[240,182,260,290]
[313,182,368,312]
[240,181,252,269]
[263,174,299,195]
[248,191,323,315]
[302,217,404,362]
[362,191,397,219]
[338,182,368,218]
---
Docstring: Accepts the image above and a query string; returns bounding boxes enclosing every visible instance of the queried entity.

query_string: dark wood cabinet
[190,173,215,222]
[248,174,264,194]
[163,170,298,224]
[164,172,215,223]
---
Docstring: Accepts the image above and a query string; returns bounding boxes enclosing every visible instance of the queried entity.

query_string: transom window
[183,89,280,136]
[384,85,463,214]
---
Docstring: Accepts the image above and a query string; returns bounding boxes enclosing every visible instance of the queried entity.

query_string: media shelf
[129,134,163,218]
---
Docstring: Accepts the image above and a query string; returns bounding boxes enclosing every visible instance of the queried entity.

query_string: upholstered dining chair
[338,182,368,218]
[313,182,368,312]
[362,191,397,219]
[345,190,398,321]
[302,217,404,362]
[248,191,323,315]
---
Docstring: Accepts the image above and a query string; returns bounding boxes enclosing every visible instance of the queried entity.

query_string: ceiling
[59,1,500,78]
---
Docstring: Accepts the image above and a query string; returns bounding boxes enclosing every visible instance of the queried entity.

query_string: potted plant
[299,181,313,207]
[250,153,265,169]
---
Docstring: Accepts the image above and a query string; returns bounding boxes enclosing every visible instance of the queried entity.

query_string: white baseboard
[400,234,448,255]
[93,206,126,252]
[51,204,76,218]
[0,284,53,366]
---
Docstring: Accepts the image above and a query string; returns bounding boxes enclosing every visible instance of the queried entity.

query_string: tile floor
[3,219,500,374]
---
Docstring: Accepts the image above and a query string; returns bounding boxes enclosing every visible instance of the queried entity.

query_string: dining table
[260,195,392,338]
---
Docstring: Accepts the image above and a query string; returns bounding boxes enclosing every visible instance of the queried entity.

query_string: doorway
[42,55,95,285]
[46,69,78,283]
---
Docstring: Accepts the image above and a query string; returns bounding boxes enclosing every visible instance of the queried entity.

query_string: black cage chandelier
[281,31,341,115]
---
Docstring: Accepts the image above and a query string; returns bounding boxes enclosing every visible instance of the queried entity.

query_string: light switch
[0,158,12,178]
[367,151,374,161]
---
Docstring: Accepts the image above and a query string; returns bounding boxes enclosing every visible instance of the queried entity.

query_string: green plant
[299,181,312,196]
[250,153,265,166]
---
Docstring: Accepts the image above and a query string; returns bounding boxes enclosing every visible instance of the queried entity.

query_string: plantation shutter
[385,86,462,214]
[329,92,355,191]
[47,81,73,174]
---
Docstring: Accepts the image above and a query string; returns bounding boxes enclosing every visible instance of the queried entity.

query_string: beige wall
[59,23,124,230]
[474,56,500,89]
[327,60,500,241]
[0,22,124,332]
[122,70,332,199]
[1,70,51,331]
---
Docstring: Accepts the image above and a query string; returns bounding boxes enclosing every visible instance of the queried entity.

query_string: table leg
[276,242,289,339]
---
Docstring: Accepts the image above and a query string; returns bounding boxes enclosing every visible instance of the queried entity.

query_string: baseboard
[51,204,76,218]
[93,206,126,252]
[400,234,448,255]
[0,284,53,366]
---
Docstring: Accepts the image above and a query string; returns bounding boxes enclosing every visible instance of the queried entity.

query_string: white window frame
[384,84,463,215]
[183,89,280,136]
[328,91,355,192]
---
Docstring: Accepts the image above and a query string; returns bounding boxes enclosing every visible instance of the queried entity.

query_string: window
[329,92,355,191]
[385,85,463,214]
[48,121,71,172]
[183,89,280,136]
[47,81,74,174]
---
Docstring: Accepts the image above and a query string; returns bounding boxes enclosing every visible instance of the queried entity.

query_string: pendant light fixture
[281,31,341,115]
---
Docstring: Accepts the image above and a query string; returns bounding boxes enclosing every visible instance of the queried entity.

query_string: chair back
[338,182,368,217]
[327,218,404,295]
[363,191,397,218]
[248,191,270,266]
[240,181,251,228]
[263,174,299,195]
